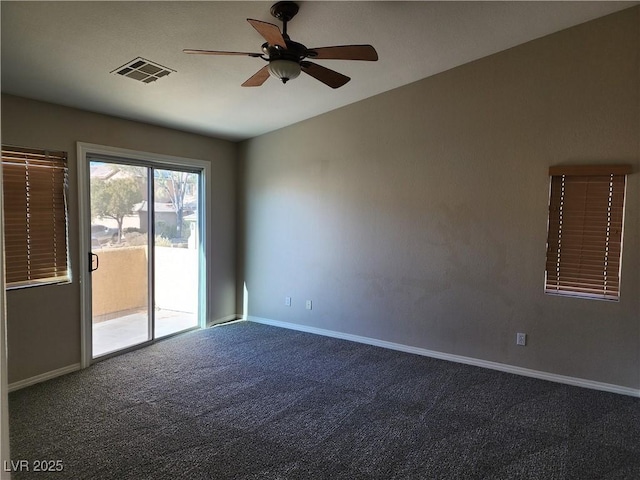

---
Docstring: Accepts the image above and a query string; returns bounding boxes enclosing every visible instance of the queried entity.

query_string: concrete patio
[93,309,198,357]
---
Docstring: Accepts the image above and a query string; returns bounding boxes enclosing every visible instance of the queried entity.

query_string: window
[2,146,70,288]
[545,165,631,301]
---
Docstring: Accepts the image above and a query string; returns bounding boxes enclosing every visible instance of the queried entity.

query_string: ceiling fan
[183,1,378,89]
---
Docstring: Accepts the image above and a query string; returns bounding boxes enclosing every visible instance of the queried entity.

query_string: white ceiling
[1,1,637,141]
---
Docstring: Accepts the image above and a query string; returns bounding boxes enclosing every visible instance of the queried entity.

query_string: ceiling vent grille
[112,57,175,84]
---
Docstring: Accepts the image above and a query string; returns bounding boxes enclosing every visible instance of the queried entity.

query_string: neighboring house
[133,200,195,236]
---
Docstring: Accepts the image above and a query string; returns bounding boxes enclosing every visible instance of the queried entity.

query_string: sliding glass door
[153,168,200,338]
[88,159,202,358]
[90,162,151,356]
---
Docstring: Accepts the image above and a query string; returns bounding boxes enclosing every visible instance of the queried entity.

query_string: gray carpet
[9,321,640,479]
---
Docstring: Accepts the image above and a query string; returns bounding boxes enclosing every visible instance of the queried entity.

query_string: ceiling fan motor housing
[262,39,308,61]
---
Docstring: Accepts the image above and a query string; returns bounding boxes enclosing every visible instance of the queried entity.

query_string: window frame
[2,145,71,289]
[544,164,631,301]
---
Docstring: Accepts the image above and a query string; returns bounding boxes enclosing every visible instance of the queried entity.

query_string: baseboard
[248,316,640,398]
[10,318,637,398]
[9,317,240,392]
[207,314,240,327]
[8,363,81,392]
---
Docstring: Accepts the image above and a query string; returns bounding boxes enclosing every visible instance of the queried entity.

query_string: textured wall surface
[239,8,640,389]
[91,247,148,318]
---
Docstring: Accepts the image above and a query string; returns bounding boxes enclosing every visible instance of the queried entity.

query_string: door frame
[77,142,211,368]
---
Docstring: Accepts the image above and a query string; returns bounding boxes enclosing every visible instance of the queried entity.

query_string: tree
[155,171,196,239]
[91,177,143,242]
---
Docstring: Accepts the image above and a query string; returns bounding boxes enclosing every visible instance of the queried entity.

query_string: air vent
[111,57,175,84]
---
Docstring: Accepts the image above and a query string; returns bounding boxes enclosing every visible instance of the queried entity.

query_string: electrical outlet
[305,300,312,310]
[516,333,527,346]
[285,296,291,307]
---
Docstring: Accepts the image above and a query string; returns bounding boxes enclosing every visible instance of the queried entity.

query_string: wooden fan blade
[241,66,270,87]
[183,49,263,57]
[301,62,350,89]
[247,19,287,48]
[307,45,378,61]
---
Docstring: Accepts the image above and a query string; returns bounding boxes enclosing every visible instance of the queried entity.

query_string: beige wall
[239,8,640,389]
[91,247,148,318]
[1,95,237,383]
[91,246,199,317]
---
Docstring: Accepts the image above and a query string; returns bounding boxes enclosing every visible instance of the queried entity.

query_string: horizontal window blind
[545,165,631,301]
[2,146,70,288]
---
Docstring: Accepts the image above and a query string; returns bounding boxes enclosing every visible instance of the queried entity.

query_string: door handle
[89,252,99,272]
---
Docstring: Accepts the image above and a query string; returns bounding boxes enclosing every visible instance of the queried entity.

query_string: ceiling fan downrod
[270,1,299,37]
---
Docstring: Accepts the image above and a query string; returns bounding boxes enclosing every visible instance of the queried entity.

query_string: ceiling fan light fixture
[268,59,301,83]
